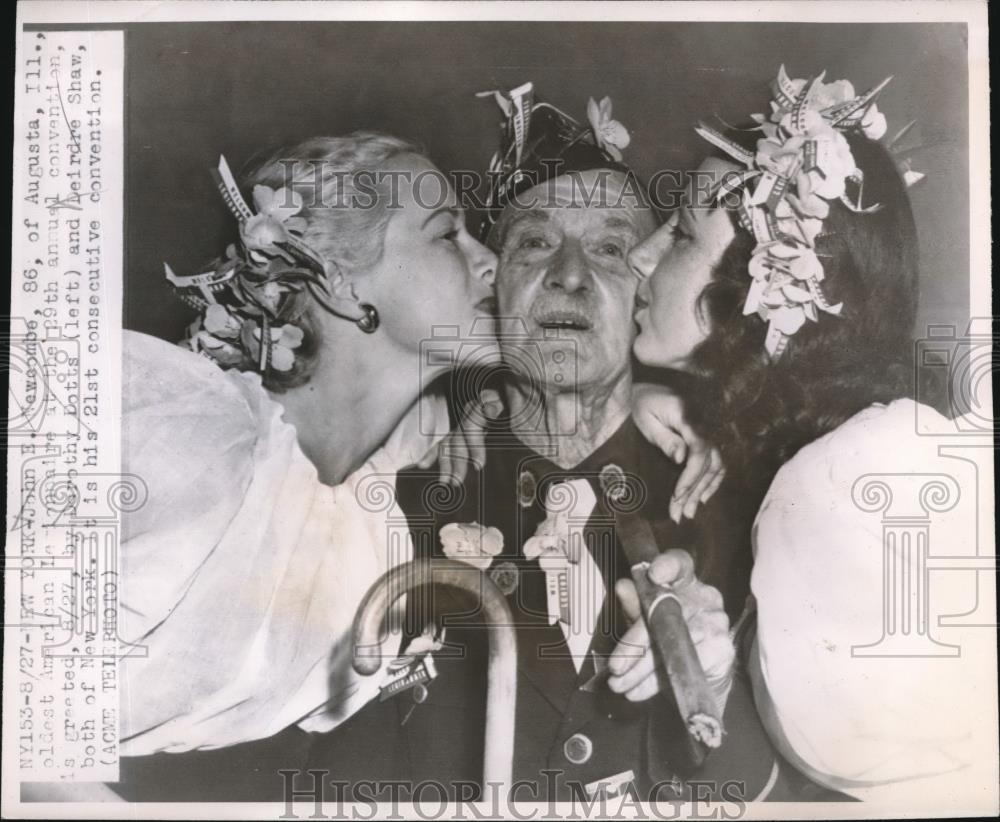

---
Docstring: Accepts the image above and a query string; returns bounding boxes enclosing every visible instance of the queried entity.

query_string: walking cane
[352,558,517,790]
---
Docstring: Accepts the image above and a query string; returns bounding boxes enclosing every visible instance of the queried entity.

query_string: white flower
[810,77,855,111]
[203,304,241,339]
[252,322,305,372]
[765,243,824,282]
[240,187,303,256]
[523,507,578,570]
[784,187,829,220]
[860,104,888,140]
[755,136,801,177]
[251,281,283,314]
[439,522,504,571]
[252,184,303,223]
[587,96,630,162]
[241,212,291,253]
[802,129,857,200]
[767,304,808,336]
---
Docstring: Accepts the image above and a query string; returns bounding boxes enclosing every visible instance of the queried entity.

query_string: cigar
[614,511,723,750]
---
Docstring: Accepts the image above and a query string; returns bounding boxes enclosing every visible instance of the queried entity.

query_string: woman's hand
[607,549,735,710]
[416,389,504,486]
[632,382,725,523]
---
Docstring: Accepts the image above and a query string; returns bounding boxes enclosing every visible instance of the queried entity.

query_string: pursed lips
[533,308,595,332]
[474,295,497,314]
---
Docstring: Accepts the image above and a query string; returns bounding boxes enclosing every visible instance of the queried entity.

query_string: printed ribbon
[523,479,602,674]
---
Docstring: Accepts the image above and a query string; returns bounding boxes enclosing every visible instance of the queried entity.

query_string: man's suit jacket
[305,416,841,802]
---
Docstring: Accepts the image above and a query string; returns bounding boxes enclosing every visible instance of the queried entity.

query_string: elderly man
[300,84,825,804]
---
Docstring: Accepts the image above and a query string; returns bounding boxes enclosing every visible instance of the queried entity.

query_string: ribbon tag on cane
[545,566,571,627]
[379,625,444,702]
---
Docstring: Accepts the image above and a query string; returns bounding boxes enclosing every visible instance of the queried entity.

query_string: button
[518,470,537,508]
[563,733,593,765]
[489,561,520,597]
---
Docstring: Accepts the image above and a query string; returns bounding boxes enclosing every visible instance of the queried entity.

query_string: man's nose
[544,239,592,293]
[627,223,672,281]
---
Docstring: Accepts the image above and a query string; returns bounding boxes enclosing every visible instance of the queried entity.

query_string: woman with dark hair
[614,69,993,803]
[633,133,918,494]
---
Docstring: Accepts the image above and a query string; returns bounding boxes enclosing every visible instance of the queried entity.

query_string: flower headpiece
[164,156,334,374]
[696,66,920,360]
[477,82,633,240]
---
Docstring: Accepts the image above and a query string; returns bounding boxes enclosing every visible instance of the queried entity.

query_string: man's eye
[439,229,460,244]
[598,242,625,258]
[517,235,549,251]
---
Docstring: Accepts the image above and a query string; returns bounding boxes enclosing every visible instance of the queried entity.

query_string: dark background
[122,21,970,346]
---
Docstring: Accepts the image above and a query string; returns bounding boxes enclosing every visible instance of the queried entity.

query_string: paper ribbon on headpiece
[696,65,918,360]
[510,82,534,168]
[885,118,928,190]
[214,155,255,223]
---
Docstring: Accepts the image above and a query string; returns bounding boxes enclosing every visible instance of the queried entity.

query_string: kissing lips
[475,295,498,314]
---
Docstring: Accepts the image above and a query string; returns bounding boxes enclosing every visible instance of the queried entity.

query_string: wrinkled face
[363,154,498,371]
[494,170,657,391]
[629,158,738,371]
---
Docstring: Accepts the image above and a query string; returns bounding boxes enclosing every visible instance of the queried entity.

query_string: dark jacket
[305,416,838,803]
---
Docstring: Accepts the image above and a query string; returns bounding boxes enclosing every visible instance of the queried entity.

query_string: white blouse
[119,330,448,755]
[750,398,998,809]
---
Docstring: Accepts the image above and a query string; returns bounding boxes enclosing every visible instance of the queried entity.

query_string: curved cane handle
[352,559,517,789]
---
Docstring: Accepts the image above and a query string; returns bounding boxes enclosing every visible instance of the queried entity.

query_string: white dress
[750,399,998,810]
[119,330,449,756]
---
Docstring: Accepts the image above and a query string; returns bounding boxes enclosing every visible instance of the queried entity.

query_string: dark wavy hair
[686,132,919,494]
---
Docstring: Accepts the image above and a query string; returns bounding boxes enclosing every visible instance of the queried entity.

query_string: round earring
[356,303,379,334]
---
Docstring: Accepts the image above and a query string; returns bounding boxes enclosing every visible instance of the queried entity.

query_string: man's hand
[607,549,735,710]
[632,382,725,523]
[416,389,504,486]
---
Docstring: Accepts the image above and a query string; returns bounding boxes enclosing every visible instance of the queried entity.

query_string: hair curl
[685,133,919,495]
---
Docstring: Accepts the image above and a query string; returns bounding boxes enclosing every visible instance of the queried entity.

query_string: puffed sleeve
[749,400,996,805]
[121,330,258,638]
[119,331,453,754]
